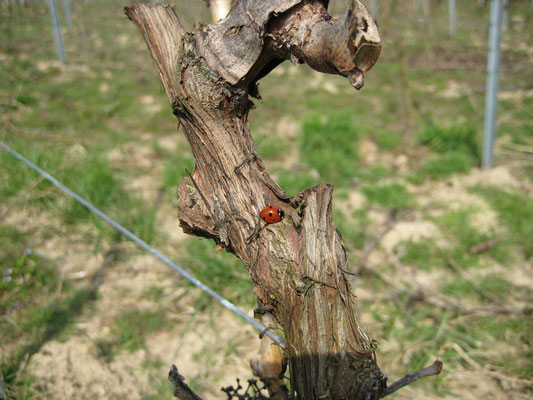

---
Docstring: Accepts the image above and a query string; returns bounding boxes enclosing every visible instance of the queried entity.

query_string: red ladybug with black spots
[260,205,284,224]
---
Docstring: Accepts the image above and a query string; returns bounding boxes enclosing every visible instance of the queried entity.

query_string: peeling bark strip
[126,1,385,398]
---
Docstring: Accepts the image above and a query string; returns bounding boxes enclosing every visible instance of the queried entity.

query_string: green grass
[275,166,321,196]
[143,285,166,302]
[443,273,512,299]
[436,208,509,268]
[163,151,195,196]
[418,123,480,161]
[61,158,124,222]
[398,238,443,270]
[471,186,533,258]
[0,227,58,318]
[255,132,290,161]
[415,151,476,181]
[373,130,402,150]
[142,375,173,400]
[0,141,157,244]
[0,143,64,200]
[180,238,255,307]
[112,308,167,352]
[468,315,533,379]
[0,224,99,399]
[362,182,413,209]
[368,294,533,388]
[299,111,360,185]
[397,205,510,273]
[408,119,481,182]
[524,165,533,180]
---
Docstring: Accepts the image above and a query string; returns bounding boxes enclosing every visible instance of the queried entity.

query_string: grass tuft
[416,151,475,181]
[299,111,360,185]
[0,224,99,398]
[418,123,480,161]
[410,123,481,182]
[112,308,167,352]
[399,238,442,270]
[471,186,533,258]
[362,182,413,209]
[181,238,255,307]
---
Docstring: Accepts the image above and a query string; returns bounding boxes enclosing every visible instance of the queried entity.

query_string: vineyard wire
[0,140,285,348]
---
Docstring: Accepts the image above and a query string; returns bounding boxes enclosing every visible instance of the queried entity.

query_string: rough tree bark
[125,1,385,398]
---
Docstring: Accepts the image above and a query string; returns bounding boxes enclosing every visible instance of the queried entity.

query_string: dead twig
[443,256,504,305]
[468,236,504,254]
[450,343,533,386]
[380,359,443,398]
[503,143,533,154]
[169,365,203,400]
[6,121,91,144]
[382,248,533,316]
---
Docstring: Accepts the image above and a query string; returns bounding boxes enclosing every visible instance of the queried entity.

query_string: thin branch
[450,342,533,386]
[380,359,443,398]
[124,4,186,102]
[362,248,533,316]
[503,143,533,154]
[468,236,504,254]
[168,365,204,400]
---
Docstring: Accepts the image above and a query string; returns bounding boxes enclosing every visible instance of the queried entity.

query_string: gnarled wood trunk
[125,1,385,398]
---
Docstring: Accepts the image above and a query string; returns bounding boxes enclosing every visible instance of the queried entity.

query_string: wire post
[482,0,503,169]
[448,0,456,37]
[47,0,67,64]
[62,0,73,30]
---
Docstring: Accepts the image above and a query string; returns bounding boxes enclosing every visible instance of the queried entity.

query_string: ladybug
[260,205,284,224]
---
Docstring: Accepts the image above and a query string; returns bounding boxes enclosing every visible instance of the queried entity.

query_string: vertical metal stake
[482,0,503,169]
[63,0,72,30]
[48,0,66,64]
[449,0,456,37]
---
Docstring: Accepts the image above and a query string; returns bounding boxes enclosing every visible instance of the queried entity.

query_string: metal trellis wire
[0,140,285,348]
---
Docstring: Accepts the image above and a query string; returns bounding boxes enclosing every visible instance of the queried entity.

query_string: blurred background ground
[0,0,532,399]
